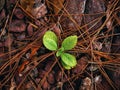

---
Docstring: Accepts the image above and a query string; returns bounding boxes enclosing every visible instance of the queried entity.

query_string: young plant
[43,30,77,70]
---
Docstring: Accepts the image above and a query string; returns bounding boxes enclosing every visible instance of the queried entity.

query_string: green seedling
[43,30,77,70]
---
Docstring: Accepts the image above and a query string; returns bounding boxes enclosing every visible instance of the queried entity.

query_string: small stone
[4,35,13,47]
[27,24,33,36]
[32,4,47,19]
[42,78,50,90]
[9,20,26,32]
[17,34,26,40]
[47,71,55,84]
[14,8,25,19]
[94,75,102,83]
[0,9,5,21]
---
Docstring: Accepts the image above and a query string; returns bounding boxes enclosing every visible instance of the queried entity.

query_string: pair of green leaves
[43,31,77,70]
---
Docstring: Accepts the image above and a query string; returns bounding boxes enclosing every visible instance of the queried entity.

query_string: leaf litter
[0,0,120,90]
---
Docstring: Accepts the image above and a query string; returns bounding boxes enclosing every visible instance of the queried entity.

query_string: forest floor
[0,0,120,90]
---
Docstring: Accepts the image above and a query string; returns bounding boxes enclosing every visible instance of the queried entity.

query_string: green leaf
[61,61,71,70]
[43,31,58,51]
[61,35,77,50]
[61,53,77,68]
[56,47,64,57]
